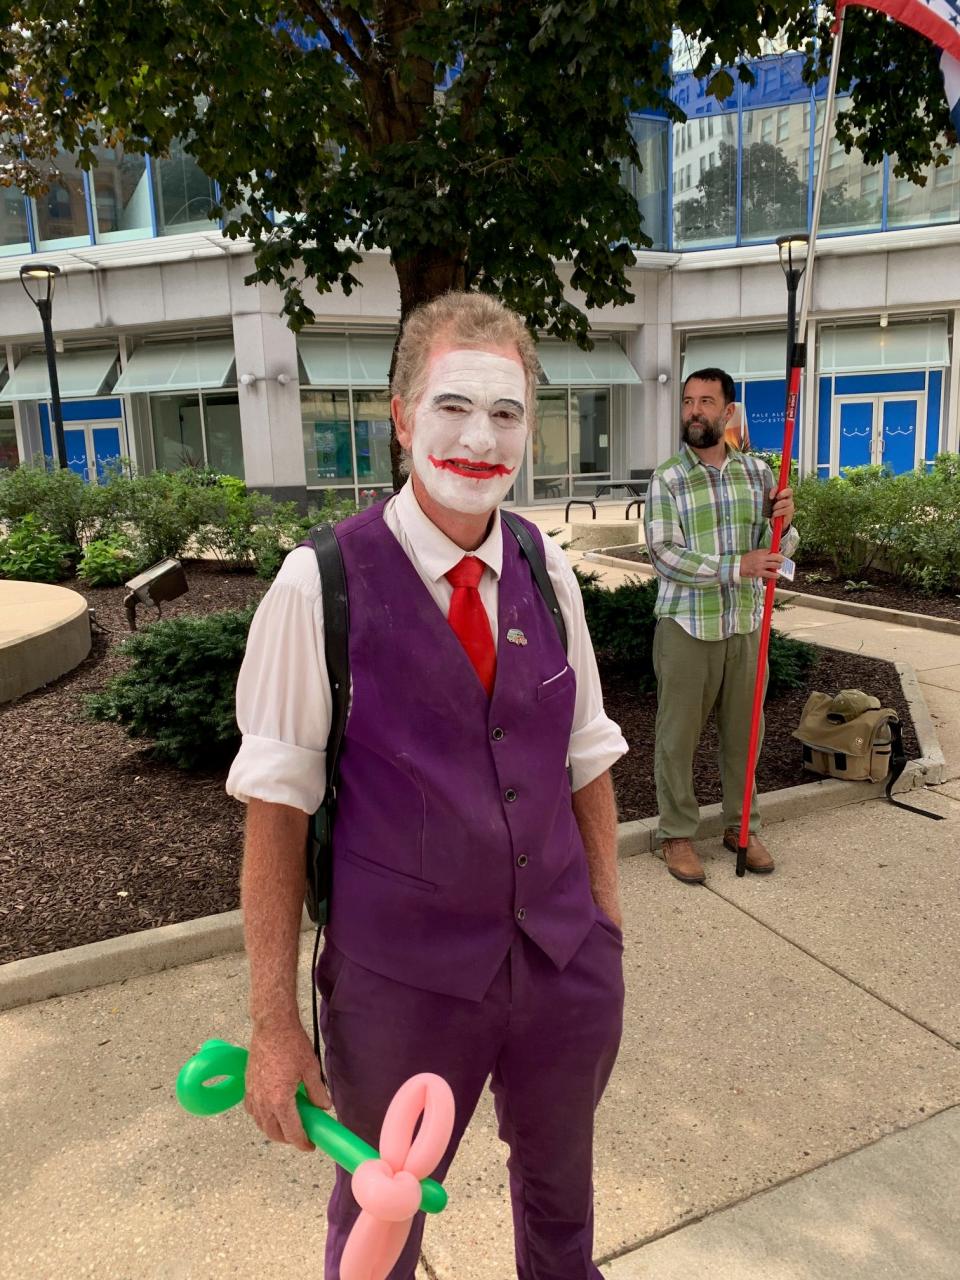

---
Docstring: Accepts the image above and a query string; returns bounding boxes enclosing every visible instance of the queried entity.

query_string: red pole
[736,356,804,876]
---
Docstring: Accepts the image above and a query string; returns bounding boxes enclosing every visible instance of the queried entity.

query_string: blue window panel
[745,379,787,453]
[64,428,90,480]
[92,426,122,480]
[881,399,919,474]
[835,372,926,396]
[671,69,738,117]
[926,370,943,463]
[60,398,123,422]
[39,403,53,462]
[817,377,832,471]
[740,54,811,108]
[838,401,875,471]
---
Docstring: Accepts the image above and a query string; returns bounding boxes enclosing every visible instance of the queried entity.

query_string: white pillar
[231,310,306,496]
[799,316,817,480]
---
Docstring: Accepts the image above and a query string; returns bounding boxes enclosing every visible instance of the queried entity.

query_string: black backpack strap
[501,510,567,655]
[306,523,351,1061]
[885,717,944,821]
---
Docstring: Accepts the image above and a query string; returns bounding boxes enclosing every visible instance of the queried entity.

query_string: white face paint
[409,347,528,514]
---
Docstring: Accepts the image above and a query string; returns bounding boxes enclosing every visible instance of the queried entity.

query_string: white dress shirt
[226,482,628,814]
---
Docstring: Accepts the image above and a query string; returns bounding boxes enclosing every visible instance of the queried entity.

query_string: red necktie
[445,556,496,697]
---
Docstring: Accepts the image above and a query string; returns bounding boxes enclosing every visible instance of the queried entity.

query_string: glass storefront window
[741,101,809,243]
[571,389,610,478]
[888,147,960,229]
[34,149,91,247]
[151,394,205,470]
[0,179,30,254]
[0,405,19,469]
[203,393,244,479]
[673,113,737,248]
[352,390,393,489]
[815,101,882,235]
[151,138,218,235]
[90,143,152,242]
[624,117,670,250]
[302,390,354,487]
[533,390,569,499]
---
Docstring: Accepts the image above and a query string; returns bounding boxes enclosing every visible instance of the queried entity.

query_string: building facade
[2,52,959,504]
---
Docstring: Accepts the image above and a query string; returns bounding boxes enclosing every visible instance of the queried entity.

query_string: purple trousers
[316,911,624,1280]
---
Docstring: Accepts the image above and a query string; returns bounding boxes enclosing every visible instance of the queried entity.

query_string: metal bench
[564,472,652,522]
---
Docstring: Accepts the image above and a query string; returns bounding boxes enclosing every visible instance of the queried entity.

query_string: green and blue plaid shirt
[643,444,800,641]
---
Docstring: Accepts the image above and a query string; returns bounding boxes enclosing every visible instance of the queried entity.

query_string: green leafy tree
[2,2,953,488]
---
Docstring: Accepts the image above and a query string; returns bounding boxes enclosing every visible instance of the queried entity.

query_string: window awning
[112,338,237,394]
[299,334,395,387]
[537,341,641,385]
[0,349,118,402]
[819,319,949,374]
[682,331,787,381]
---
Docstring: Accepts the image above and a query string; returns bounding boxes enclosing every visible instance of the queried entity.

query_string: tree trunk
[388,249,468,490]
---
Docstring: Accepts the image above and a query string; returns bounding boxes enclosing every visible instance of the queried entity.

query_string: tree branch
[296,1,369,82]
[330,4,375,60]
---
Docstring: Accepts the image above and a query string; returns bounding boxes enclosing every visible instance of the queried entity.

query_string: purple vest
[324,502,596,1001]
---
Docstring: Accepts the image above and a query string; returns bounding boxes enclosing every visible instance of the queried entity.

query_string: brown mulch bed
[601,545,960,623]
[782,560,960,623]
[1,565,917,966]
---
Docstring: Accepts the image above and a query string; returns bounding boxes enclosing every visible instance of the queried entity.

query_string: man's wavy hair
[391,291,540,423]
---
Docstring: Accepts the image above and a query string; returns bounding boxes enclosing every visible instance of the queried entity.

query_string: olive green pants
[653,618,766,842]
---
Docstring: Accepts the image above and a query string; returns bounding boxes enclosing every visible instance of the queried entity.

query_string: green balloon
[176,1039,447,1214]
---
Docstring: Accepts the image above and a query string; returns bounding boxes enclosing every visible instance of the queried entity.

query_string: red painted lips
[429,456,513,479]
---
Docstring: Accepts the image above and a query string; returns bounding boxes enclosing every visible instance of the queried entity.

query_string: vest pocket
[538,666,574,701]
[339,847,437,893]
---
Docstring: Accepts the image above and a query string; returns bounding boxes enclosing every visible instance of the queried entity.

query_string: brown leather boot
[722,829,775,874]
[661,838,706,884]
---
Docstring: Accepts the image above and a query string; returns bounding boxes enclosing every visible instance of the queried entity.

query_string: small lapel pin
[507,628,527,646]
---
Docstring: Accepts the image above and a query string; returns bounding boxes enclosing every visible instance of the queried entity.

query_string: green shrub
[77,535,142,587]
[766,630,819,692]
[581,573,816,695]
[0,513,74,583]
[794,457,960,595]
[0,462,94,552]
[86,607,254,768]
[117,470,222,565]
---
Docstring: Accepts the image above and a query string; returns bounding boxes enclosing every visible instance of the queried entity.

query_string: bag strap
[885,717,944,821]
[306,523,351,1061]
[501,510,568,655]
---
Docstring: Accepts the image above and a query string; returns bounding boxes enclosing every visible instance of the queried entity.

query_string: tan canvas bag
[792,691,898,783]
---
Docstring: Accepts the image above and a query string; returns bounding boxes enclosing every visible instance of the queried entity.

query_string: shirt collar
[681,442,744,474]
[393,479,503,582]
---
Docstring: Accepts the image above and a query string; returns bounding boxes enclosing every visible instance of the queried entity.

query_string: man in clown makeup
[227,291,628,1280]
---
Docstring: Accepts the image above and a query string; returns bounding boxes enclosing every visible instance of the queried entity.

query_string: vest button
[516,854,528,868]
[516,908,526,921]
[491,727,505,741]
[504,788,518,803]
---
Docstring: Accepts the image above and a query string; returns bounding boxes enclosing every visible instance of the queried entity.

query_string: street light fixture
[19,262,67,469]
[776,234,810,383]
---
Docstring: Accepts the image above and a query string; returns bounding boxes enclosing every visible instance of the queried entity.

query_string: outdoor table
[564,478,649,522]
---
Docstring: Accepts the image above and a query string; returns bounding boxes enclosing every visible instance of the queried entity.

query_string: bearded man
[643,367,798,885]
[226,291,628,1279]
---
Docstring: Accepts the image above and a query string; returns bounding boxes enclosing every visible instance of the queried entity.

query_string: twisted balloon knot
[351,1159,422,1222]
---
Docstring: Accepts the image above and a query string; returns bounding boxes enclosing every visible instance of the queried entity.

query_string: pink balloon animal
[340,1073,456,1280]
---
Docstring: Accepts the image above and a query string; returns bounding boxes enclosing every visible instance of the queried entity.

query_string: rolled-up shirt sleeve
[543,539,629,792]
[225,547,331,814]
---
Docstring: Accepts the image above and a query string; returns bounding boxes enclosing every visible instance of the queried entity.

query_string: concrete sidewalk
[3,787,959,1279]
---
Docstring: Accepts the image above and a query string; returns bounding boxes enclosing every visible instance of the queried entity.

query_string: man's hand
[769,485,794,528]
[740,549,785,581]
[245,1016,331,1151]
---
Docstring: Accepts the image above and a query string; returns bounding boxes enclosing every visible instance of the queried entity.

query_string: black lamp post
[776,234,810,383]
[19,262,67,469]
